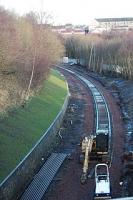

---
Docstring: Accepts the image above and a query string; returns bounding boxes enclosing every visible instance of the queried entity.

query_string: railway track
[62,68,112,157]
[52,66,124,199]
[20,153,67,200]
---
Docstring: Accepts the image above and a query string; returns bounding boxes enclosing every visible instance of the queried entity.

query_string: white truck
[94,163,111,200]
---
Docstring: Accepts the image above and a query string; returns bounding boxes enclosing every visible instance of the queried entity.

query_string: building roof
[52,25,66,29]
[95,17,133,22]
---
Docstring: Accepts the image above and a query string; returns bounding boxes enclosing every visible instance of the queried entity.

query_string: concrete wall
[0,77,70,200]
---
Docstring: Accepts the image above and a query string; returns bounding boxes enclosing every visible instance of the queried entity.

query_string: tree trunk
[25,47,36,100]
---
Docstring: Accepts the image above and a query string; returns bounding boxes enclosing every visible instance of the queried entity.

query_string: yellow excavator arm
[80,135,94,184]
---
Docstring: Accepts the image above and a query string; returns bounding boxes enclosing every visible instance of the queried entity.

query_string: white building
[95,17,133,32]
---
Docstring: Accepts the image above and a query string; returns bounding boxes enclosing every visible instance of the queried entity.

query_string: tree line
[0,7,64,111]
[65,32,133,80]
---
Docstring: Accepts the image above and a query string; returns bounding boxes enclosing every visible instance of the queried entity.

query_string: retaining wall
[0,73,69,200]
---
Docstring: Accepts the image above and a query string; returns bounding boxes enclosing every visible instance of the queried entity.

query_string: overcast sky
[0,0,133,25]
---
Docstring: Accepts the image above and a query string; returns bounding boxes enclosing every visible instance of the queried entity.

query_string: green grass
[0,69,67,182]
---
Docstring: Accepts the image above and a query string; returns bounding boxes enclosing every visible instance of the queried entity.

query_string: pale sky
[0,0,133,25]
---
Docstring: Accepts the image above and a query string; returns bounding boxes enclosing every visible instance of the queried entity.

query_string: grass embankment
[0,69,67,182]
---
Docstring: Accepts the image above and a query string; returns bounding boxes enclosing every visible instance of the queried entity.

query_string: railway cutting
[20,65,125,200]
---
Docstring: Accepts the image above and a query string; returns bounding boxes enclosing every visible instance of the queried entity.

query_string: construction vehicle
[80,134,110,183]
[80,135,95,183]
[94,164,111,200]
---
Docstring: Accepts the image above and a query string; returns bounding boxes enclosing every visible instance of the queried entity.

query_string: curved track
[65,68,112,156]
[21,65,124,200]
